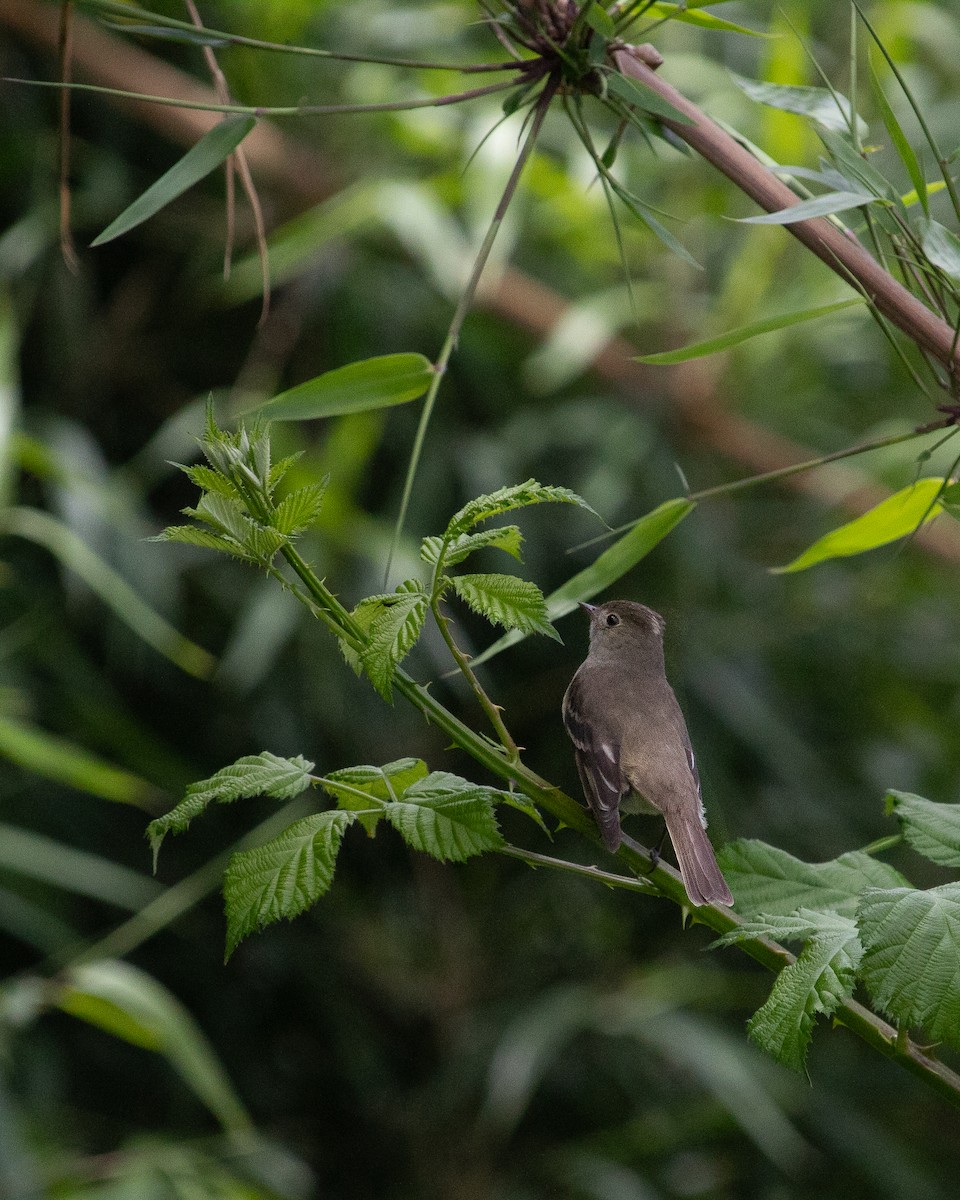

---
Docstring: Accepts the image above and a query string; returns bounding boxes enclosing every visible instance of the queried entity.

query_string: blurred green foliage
[1,1,960,1197]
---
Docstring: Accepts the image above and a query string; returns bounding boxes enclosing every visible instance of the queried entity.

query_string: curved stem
[611,45,960,376]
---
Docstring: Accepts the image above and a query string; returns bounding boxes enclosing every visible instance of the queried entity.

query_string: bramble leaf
[421,525,524,569]
[717,839,908,917]
[444,480,597,540]
[357,582,429,700]
[224,810,353,958]
[147,752,314,865]
[383,772,504,862]
[886,790,960,867]
[449,573,559,640]
[858,884,960,1049]
[271,480,328,536]
[716,909,862,1073]
[322,758,429,835]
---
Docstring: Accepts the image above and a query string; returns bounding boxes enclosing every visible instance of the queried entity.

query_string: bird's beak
[578,602,598,615]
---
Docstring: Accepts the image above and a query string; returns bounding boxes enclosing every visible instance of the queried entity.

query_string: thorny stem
[383,74,559,586]
[431,597,521,759]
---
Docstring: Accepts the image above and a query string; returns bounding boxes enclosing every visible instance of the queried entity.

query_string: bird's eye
[605,613,621,627]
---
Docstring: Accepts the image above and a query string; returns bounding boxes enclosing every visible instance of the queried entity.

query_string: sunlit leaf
[322,758,428,834]
[646,2,772,36]
[259,353,435,421]
[771,478,949,573]
[636,298,864,363]
[357,582,429,700]
[91,116,255,246]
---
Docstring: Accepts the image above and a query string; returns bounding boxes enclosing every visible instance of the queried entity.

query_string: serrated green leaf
[358,583,429,700]
[605,72,695,126]
[771,478,948,574]
[636,298,865,363]
[384,772,504,862]
[189,492,252,542]
[469,497,694,669]
[246,525,287,563]
[322,757,429,835]
[450,573,559,640]
[886,790,960,867]
[720,909,861,1073]
[445,480,598,540]
[268,451,305,489]
[858,884,960,1049]
[421,525,524,569]
[179,463,239,498]
[920,218,960,285]
[91,115,256,246]
[732,75,868,138]
[224,810,353,958]
[271,480,328,536]
[717,840,909,917]
[153,525,250,560]
[257,353,434,421]
[737,189,881,225]
[147,752,314,864]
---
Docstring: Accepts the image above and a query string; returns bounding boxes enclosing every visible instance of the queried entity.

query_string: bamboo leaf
[91,116,255,246]
[919,218,960,285]
[869,58,927,215]
[258,353,434,421]
[636,298,864,363]
[737,190,881,225]
[771,478,948,574]
[732,75,869,138]
[645,2,772,36]
[605,73,695,126]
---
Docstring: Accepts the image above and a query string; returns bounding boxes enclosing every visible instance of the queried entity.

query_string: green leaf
[449,573,559,640]
[421,525,524,569]
[154,524,252,560]
[224,810,353,958]
[58,960,251,1133]
[384,772,504,862]
[732,75,869,138]
[147,752,314,863]
[771,478,949,574]
[645,2,772,36]
[869,58,927,215]
[717,840,909,918]
[582,2,615,37]
[737,190,881,225]
[605,73,696,126]
[187,491,253,543]
[717,909,862,1073]
[636,298,865,363]
[357,582,429,700]
[858,884,960,1049]
[920,218,960,285]
[444,480,598,540]
[271,480,328,536]
[257,353,434,421]
[91,115,255,246]
[179,462,239,498]
[322,757,429,835]
[886,790,960,867]
[468,498,694,669]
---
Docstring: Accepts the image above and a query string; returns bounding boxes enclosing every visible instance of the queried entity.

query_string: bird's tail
[663,812,734,907]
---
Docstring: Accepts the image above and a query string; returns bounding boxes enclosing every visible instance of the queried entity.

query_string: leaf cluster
[148,752,512,958]
[716,791,960,1074]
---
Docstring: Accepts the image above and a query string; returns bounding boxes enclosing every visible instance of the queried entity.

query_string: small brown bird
[562,600,734,907]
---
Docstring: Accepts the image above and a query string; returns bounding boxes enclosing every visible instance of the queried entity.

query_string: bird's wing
[562,672,625,852]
